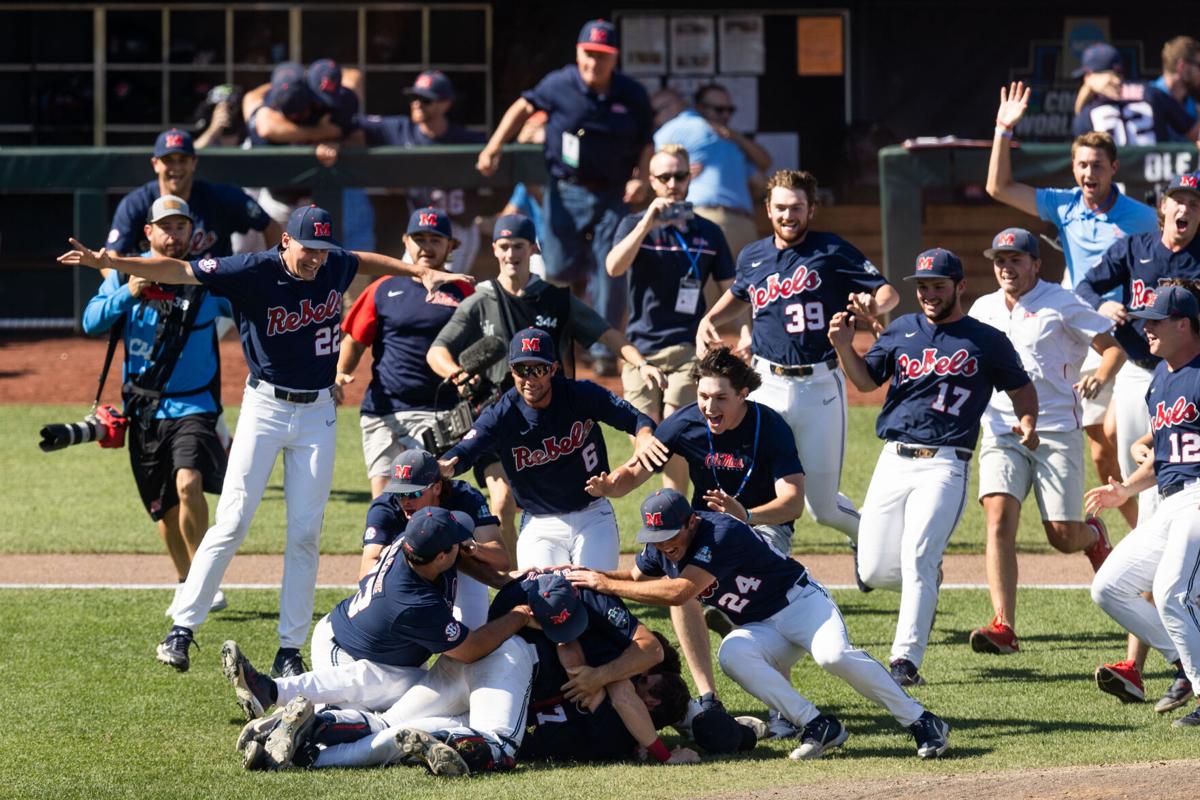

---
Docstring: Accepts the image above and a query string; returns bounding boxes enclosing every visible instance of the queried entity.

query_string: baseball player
[336,208,474,498]
[1085,285,1200,727]
[697,169,897,546]
[437,328,657,571]
[967,228,1122,655]
[828,248,1036,686]
[59,204,466,676]
[1071,43,1199,146]
[569,489,951,760]
[359,449,507,629]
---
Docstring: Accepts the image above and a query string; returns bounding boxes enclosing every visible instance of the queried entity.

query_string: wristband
[647,738,671,763]
[995,125,1013,139]
[746,509,754,524]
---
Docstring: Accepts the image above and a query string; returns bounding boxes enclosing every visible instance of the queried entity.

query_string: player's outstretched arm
[609,679,699,764]
[57,238,199,284]
[1085,459,1156,514]
[351,250,474,292]
[986,82,1039,216]
[696,290,747,356]
[442,605,533,664]
[827,312,880,392]
[568,564,710,607]
[476,97,535,176]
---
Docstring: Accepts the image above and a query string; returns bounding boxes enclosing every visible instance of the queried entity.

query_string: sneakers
[735,715,771,740]
[766,709,801,739]
[1174,702,1200,728]
[1083,516,1112,572]
[969,616,1020,655]
[271,648,307,679]
[155,626,196,672]
[1095,660,1146,703]
[908,710,950,758]
[1156,668,1194,714]
[890,658,925,687]
[222,640,277,720]
[263,695,315,769]
[703,606,735,638]
[789,714,849,760]
[395,728,470,776]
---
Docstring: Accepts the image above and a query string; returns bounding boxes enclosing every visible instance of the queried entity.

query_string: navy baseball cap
[578,19,619,53]
[493,214,537,243]
[509,327,556,365]
[983,227,1040,260]
[527,572,588,644]
[286,204,339,250]
[1072,43,1122,77]
[1129,285,1200,320]
[636,489,695,544]
[400,507,475,565]
[384,449,441,494]
[307,58,342,106]
[1166,172,1200,199]
[268,62,316,120]
[153,129,195,158]
[406,70,455,103]
[903,248,964,282]
[406,207,453,238]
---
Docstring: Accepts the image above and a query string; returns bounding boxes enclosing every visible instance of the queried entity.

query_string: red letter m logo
[165,134,183,149]
[997,232,1015,246]
[313,222,332,237]
[521,338,540,352]
[644,511,663,526]
[419,212,438,226]
[395,464,412,479]
[550,609,571,625]
[916,256,934,270]
[1182,174,1198,188]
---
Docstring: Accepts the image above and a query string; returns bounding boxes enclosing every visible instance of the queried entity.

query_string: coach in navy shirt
[477,19,654,374]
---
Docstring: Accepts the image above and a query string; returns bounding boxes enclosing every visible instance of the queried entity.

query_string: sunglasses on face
[512,363,552,379]
[652,170,690,183]
[397,484,432,499]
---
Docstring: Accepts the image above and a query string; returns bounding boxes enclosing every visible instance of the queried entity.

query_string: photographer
[81,195,230,615]
[193,84,246,149]
[336,208,474,498]
[606,143,735,493]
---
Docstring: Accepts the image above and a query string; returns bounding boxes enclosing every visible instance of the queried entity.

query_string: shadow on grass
[211,609,280,624]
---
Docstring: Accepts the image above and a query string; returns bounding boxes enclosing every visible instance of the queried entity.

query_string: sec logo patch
[445,621,461,640]
[197,258,218,274]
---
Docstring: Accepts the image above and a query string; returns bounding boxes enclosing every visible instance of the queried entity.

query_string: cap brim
[154,148,193,158]
[510,356,555,365]
[982,246,1033,259]
[636,526,682,544]
[1128,309,1172,320]
[383,478,430,494]
[1166,186,1200,198]
[406,227,451,238]
[291,238,339,250]
[543,604,589,644]
[405,88,447,102]
[149,212,194,224]
[579,43,619,54]
[902,273,961,282]
[1070,66,1089,78]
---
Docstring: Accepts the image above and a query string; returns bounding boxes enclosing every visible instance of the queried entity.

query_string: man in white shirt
[967,228,1124,655]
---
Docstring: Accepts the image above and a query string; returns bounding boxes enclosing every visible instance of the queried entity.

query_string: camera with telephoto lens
[659,201,694,223]
[38,404,129,453]
[416,334,507,455]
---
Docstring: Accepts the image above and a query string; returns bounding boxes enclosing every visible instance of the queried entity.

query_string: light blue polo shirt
[654,109,753,212]
[1152,76,1197,141]
[1035,187,1159,298]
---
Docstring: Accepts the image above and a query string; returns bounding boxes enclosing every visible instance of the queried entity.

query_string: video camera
[418,335,506,455]
[38,404,129,453]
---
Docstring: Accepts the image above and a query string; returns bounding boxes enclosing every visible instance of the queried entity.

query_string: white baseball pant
[516,497,620,570]
[750,359,860,541]
[1112,363,1160,525]
[857,444,970,668]
[717,578,924,728]
[454,574,489,630]
[1091,481,1200,689]
[172,383,336,648]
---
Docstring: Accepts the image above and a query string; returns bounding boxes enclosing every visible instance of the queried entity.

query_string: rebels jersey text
[636,511,808,626]
[191,246,359,390]
[864,314,1030,450]
[1146,354,1200,492]
[731,232,886,366]
[361,481,498,549]
[109,180,271,257]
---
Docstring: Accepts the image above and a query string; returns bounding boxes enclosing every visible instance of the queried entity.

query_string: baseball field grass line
[2,405,1133,556]
[0,587,1193,800]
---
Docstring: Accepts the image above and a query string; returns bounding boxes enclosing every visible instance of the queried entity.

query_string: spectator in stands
[694,83,772,205]
[1072,43,1199,146]
[192,84,245,149]
[652,88,761,261]
[354,71,488,274]
[1153,36,1200,140]
[476,19,654,377]
[107,128,280,258]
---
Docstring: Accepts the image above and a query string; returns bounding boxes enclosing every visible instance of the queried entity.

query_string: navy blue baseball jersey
[329,539,466,666]
[361,480,498,549]
[1146,354,1200,492]
[522,65,653,187]
[520,696,637,763]
[190,246,359,390]
[1076,232,1200,363]
[1072,82,1194,145]
[342,276,473,415]
[247,86,359,148]
[636,511,808,626]
[444,375,654,515]
[614,213,735,352]
[731,232,887,366]
[108,180,272,257]
[654,402,804,529]
[863,314,1030,450]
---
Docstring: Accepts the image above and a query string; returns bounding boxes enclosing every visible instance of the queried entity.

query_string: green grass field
[1,404,1133,556]
[0,587,1192,800]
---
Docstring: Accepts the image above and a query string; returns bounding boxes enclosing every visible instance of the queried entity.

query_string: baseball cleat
[1156,669,1194,713]
[236,709,284,755]
[395,728,470,776]
[241,739,268,771]
[1083,516,1112,572]
[789,714,848,760]
[969,617,1019,655]
[222,640,276,720]
[909,710,950,758]
[735,715,771,741]
[155,626,196,672]
[271,648,307,679]
[766,709,801,739]
[1095,660,1146,703]
[1173,702,1200,728]
[263,695,315,769]
[890,658,926,687]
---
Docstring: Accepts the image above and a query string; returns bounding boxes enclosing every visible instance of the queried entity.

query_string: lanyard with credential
[670,227,702,280]
[705,402,760,499]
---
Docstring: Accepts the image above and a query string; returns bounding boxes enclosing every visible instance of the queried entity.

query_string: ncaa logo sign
[313,222,332,238]
[916,256,935,271]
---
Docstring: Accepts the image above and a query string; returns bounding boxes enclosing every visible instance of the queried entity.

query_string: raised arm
[987,82,1039,216]
[827,311,881,392]
[696,290,750,355]
[58,238,199,285]
[477,97,536,177]
[351,250,471,292]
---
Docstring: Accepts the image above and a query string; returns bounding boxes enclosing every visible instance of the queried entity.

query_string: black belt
[1160,480,1199,498]
[249,377,321,404]
[762,358,838,377]
[1131,358,1159,371]
[895,442,971,462]
[795,572,809,589]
